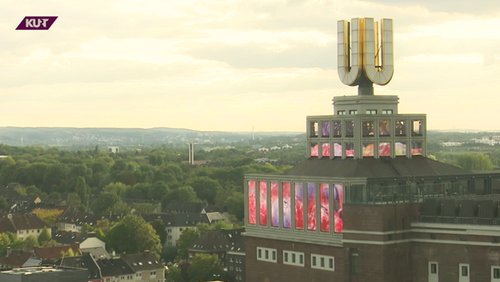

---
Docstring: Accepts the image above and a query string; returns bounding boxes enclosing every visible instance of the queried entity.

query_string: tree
[107,215,161,257]
[32,208,64,226]
[38,227,51,246]
[0,196,7,211]
[74,176,90,210]
[176,228,199,259]
[226,192,244,221]
[188,253,224,282]
[150,219,167,246]
[188,177,221,205]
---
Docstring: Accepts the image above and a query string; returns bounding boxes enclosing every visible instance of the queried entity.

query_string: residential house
[0,213,47,240]
[0,250,41,270]
[188,228,245,281]
[34,244,81,264]
[56,209,98,233]
[52,231,110,259]
[121,252,165,282]
[0,185,41,213]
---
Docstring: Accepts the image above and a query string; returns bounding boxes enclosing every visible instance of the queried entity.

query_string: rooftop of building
[0,213,45,233]
[284,157,473,179]
[189,228,244,254]
[121,252,162,272]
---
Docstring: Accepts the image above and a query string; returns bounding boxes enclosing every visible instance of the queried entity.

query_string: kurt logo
[16,16,57,30]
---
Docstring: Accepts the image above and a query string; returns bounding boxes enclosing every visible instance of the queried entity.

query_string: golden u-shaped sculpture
[337,18,394,95]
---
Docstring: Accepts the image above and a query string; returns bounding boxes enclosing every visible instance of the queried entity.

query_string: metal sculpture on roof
[337,18,394,95]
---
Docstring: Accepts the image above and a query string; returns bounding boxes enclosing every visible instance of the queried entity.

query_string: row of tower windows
[309,119,423,138]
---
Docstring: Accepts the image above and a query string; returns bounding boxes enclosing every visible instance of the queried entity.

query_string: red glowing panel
[248,180,256,224]
[259,181,267,225]
[320,183,330,232]
[322,143,331,157]
[294,183,304,229]
[271,182,279,227]
[307,183,316,231]
[282,182,291,228]
[333,184,344,233]
[379,142,391,157]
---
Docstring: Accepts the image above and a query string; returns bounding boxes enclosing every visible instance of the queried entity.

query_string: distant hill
[0,127,302,148]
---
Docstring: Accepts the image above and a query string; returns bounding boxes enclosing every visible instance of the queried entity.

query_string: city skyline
[1,0,499,132]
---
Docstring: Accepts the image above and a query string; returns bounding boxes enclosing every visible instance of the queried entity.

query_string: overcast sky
[1,0,499,131]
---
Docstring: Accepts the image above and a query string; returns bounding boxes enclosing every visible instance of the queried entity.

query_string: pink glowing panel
[333,184,344,233]
[334,143,342,157]
[271,182,279,227]
[307,183,317,231]
[282,182,291,228]
[259,181,267,226]
[310,144,319,157]
[247,180,256,225]
[363,143,374,157]
[411,146,423,156]
[412,141,423,156]
[322,143,331,158]
[346,143,355,158]
[379,142,391,157]
[395,142,406,156]
[294,183,304,230]
[320,183,330,232]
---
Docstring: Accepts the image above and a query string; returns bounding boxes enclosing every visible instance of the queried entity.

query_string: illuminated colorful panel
[282,182,291,228]
[363,143,374,157]
[379,142,391,157]
[334,143,342,158]
[310,143,319,157]
[294,183,304,229]
[322,143,331,158]
[320,183,330,232]
[333,184,344,233]
[271,182,279,227]
[411,141,423,156]
[248,180,256,225]
[395,142,406,156]
[346,143,355,158]
[259,181,267,226]
[307,183,317,231]
[379,120,390,136]
[321,121,330,137]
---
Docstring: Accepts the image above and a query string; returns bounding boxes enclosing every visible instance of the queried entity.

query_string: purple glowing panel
[271,182,279,227]
[322,143,330,158]
[333,184,344,233]
[320,183,330,232]
[247,180,256,225]
[282,182,291,228]
[321,121,330,137]
[294,183,304,229]
[310,144,319,157]
[259,181,267,226]
[307,183,317,231]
